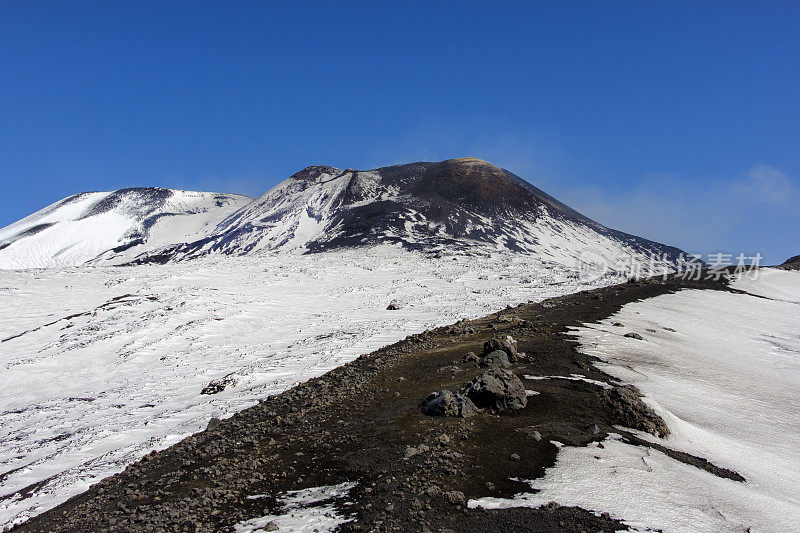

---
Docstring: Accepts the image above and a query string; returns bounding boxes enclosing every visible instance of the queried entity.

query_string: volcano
[0,158,684,269]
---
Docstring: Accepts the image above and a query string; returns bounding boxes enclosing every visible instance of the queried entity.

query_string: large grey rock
[420,390,477,417]
[461,368,527,411]
[479,350,511,368]
[483,334,519,362]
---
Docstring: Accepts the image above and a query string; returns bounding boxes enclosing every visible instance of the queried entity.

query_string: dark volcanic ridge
[779,254,800,270]
[15,273,741,533]
[135,158,685,263]
[0,158,687,269]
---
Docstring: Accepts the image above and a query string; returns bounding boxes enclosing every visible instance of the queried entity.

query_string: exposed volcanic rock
[483,334,520,362]
[0,157,689,270]
[461,368,528,411]
[603,385,669,438]
[479,350,511,368]
[127,158,687,266]
[779,254,800,270]
[420,390,477,417]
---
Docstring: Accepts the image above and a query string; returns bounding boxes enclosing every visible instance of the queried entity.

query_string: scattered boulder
[425,485,442,497]
[479,350,511,368]
[387,300,401,310]
[200,373,237,395]
[444,490,466,506]
[623,332,644,340]
[603,385,669,437]
[404,443,431,458]
[462,351,479,364]
[420,390,477,417]
[515,427,542,441]
[437,364,461,374]
[461,368,527,411]
[482,334,520,362]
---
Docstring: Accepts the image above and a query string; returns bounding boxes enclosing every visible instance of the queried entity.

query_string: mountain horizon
[0,157,685,271]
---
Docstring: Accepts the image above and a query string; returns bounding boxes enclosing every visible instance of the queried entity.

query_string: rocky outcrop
[461,368,527,411]
[420,390,477,417]
[482,334,520,362]
[780,254,800,270]
[479,350,511,368]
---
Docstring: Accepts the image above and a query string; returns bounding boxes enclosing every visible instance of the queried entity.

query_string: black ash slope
[131,158,687,262]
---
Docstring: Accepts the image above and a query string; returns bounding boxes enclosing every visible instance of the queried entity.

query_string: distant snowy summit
[0,188,250,269]
[0,158,684,269]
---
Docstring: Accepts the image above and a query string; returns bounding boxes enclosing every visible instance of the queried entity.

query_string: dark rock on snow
[603,385,669,437]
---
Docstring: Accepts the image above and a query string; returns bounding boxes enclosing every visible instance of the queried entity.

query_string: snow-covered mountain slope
[0,158,687,270]
[0,246,625,528]
[0,189,251,269]
[146,158,685,268]
[472,268,800,532]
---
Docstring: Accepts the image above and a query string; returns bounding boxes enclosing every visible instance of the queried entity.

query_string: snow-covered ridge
[0,188,252,269]
[0,158,687,270]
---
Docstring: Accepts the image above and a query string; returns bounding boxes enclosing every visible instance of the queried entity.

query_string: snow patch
[235,482,357,533]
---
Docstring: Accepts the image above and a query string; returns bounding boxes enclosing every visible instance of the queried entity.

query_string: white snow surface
[0,245,621,528]
[471,270,800,532]
[732,267,800,304]
[0,189,251,269]
[235,482,357,533]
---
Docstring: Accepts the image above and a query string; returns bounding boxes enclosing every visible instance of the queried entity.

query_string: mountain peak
[155,157,685,264]
[0,158,687,270]
[290,165,342,182]
[446,156,494,166]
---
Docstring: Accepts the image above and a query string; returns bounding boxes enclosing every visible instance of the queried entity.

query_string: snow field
[471,270,800,532]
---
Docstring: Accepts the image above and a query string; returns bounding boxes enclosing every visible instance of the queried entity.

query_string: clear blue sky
[1,1,798,263]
